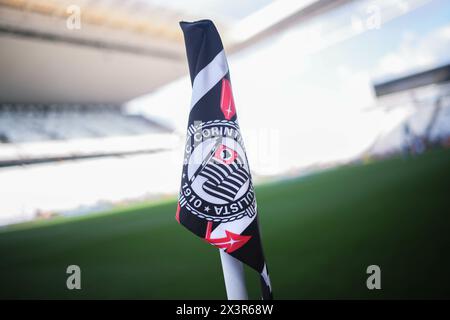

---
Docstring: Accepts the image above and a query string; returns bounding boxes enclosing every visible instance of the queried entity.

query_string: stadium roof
[0,0,355,104]
[373,63,450,97]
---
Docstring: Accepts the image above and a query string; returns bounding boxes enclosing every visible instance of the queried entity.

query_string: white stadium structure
[0,0,449,225]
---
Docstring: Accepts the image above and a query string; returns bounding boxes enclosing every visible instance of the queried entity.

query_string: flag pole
[219,250,248,300]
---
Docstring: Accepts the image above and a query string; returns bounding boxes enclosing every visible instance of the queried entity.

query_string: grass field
[1,149,449,299]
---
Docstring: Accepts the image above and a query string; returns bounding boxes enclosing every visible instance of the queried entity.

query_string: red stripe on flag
[220,78,236,120]
[175,202,181,223]
[207,231,251,253]
[205,221,213,240]
[205,220,251,253]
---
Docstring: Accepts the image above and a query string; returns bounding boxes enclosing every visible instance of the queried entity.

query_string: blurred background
[0,0,449,299]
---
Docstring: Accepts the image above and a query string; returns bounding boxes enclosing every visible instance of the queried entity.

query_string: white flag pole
[219,250,248,300]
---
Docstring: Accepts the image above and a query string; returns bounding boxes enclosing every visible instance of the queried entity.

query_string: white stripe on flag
[261,264,272,292]
[190,50,229,110]
[210,215,256,241]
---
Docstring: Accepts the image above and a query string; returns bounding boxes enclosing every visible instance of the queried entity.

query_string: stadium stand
[0,104,179,167]
[369,65,450,156]
[0,104,170,143]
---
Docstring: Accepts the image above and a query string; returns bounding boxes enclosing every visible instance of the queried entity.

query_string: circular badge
[179,120,256,222]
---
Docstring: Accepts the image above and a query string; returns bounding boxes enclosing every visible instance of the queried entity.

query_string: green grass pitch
[0,149,449,299]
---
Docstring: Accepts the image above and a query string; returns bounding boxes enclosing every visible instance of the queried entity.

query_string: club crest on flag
[179,120,257,223]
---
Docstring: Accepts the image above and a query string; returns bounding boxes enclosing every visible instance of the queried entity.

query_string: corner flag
[176,19,272,300]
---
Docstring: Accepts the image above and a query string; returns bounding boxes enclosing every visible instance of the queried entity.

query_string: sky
[142,0,274,22]
[128,0,450,175]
